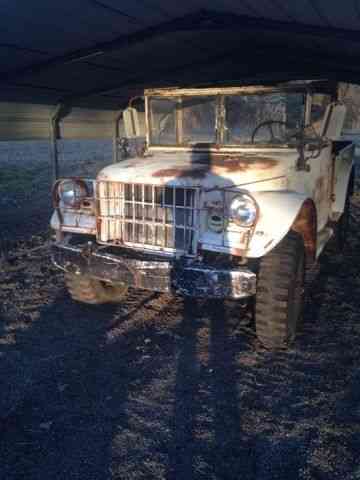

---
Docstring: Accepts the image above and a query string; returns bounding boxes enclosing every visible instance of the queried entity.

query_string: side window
[310,94,331,135]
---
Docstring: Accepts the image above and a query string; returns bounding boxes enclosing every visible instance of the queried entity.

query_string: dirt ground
[0,147,360,479]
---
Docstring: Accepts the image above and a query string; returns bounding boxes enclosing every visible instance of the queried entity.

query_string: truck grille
[97,182,198,255]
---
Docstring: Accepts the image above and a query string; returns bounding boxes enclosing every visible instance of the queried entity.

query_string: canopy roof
[1,1,360,139]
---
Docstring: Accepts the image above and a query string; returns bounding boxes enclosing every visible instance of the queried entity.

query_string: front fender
[247,190,313,258]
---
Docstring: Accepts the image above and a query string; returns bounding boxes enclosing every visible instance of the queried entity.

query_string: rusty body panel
[97,151,290,190]
[292,199,317,261]
[145,82,318,98]
[152,156,280,179]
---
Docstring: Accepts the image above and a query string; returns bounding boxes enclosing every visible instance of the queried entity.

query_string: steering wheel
[158,112,173,140]
[251,120,288,144]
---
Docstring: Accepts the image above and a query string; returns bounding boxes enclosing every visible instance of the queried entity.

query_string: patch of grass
[0,165,47,191]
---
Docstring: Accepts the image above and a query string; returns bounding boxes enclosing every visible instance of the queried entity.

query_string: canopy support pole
[112,110,123,163]
[49,104,70,180]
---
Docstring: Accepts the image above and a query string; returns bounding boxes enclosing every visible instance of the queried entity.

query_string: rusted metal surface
[152,156,279,179]
[194,155,279,170]
[52,178,93,210]
[51,178,97,235]
[228,247,247,257]
[53,242,172,292]
[246,191,319,258]
[53,240,257,299]
[152,166,207,179]
[98,151,289,190]
[312,175,329,223]
[145,82,318,98]
[291,199,317,261]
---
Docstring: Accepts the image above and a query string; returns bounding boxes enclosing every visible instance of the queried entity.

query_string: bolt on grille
[97,182,198,255]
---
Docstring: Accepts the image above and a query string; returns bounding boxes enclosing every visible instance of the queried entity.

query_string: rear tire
[255,232,305,349]
[65,273,128,304]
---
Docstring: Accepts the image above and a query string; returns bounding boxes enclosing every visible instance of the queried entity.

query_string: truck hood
[97,150,298,191]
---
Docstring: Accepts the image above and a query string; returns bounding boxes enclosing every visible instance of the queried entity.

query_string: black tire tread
[255,231,305,349]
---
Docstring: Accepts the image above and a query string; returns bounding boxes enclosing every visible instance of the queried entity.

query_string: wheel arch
[247,191,317,261]
[290,198,317,263]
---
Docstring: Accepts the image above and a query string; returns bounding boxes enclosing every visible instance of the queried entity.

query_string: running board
[316,226,334,257]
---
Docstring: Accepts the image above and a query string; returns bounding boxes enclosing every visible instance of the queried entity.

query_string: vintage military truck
[51,80,355,349]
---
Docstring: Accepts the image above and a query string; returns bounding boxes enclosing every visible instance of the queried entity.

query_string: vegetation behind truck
[51,80,355,349]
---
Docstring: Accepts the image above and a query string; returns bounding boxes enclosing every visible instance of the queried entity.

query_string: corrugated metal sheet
[59,108,116,139]
[0,103,51,140]
[0,103,116,140]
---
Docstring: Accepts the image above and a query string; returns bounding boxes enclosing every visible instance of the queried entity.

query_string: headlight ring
[228,194,257,227]
[54,179,89,208]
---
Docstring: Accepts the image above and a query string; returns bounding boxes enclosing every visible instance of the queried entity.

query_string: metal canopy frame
[4,10,360,86]
[1,4,360,149]
[2,9,360,107]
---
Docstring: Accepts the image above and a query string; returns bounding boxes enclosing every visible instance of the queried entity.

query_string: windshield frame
[145,84,316,151]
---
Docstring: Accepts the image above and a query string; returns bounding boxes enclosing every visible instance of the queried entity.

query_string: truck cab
[51,80,354,349]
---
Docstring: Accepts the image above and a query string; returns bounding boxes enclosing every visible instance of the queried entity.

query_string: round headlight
[229,194,257,227]
[58,179,88,208]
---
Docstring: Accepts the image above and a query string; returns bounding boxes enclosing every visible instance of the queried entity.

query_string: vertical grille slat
[97,181,197,255]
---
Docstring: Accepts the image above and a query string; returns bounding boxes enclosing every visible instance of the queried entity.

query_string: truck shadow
[167,298,255,479]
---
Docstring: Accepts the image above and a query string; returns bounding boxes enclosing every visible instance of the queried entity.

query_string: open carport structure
[1,1,360,167]
[2,3,360,480]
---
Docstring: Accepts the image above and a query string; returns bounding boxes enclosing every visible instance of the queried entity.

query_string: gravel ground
[0,144,359,479]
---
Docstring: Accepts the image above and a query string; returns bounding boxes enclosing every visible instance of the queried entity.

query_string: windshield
[225,93,305,144]
[149,96,216,145]
[149,92,306,147]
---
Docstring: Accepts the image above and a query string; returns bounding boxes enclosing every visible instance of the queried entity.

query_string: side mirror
[123,107,141,138]
[321,102,346,140]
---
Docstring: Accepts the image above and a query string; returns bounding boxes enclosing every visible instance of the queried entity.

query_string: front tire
[255,232,305,349]
[65,273,128,304]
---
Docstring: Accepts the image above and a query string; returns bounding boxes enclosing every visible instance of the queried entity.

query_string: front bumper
[52,242,257,299]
